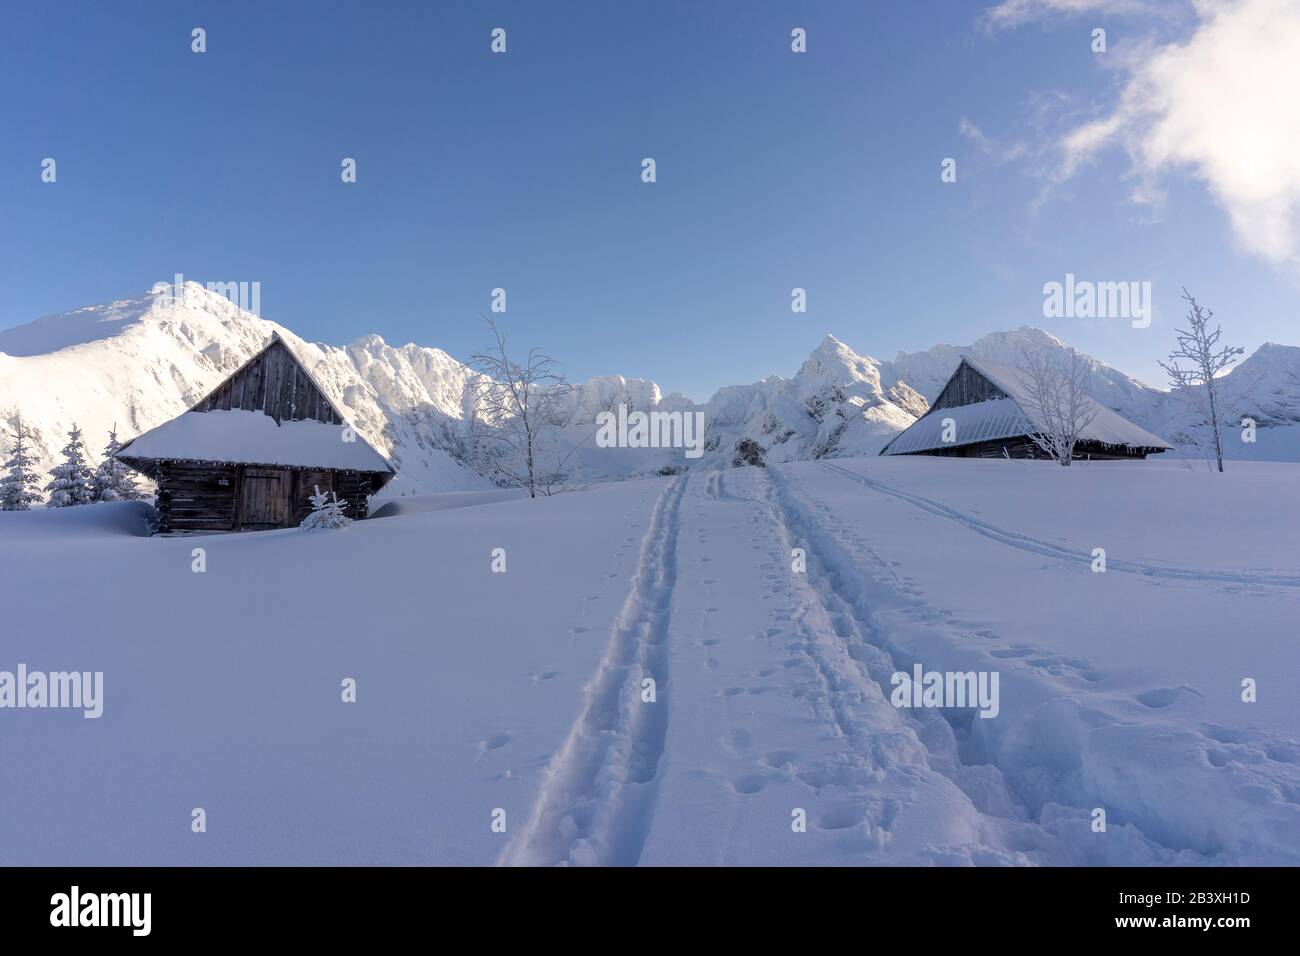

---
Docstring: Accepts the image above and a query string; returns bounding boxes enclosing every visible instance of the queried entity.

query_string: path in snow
[501,467,1217,865]
[501,476,687,866]
[637,466,1214,865]
[638,469,1029,864]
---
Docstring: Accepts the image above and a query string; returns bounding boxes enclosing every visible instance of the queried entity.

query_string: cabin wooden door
[237,467,293,529]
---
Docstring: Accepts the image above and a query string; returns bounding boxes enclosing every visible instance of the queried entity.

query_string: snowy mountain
[0,284,488,497]
[3,283,1299,499]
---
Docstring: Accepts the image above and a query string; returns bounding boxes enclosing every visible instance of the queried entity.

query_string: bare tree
[1157,289,1244,473]
[1018,348,1098,466]
[462,315,574,498]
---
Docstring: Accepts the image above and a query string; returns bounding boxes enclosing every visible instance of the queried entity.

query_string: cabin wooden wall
[193,340,342,425]
[285,469,372,525]
[931,362,1007,411]
[156,463,240,532]
[334,472,373,521]
[156,462,375,533]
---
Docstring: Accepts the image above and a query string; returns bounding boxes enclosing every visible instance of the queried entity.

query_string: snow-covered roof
[882,356,1172,455]
[883,397,1034,455]
[116,409,394,473]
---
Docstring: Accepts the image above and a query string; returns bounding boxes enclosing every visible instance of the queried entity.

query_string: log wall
[156,462,377,533]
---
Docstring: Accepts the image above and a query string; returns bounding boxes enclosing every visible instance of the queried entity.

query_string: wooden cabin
[880,356,1171,460]
[115,334,395,533]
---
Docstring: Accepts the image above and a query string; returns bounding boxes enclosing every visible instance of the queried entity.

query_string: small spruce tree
[0,416,44,511]
[91,426,143,502]
[45,424,95,507]
[300,485,352,531]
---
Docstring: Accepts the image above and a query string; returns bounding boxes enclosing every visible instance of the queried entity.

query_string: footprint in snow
[814,803,867,830]
[1135,688,1181,708]
[730,774,769,795]
[763,750,798,769]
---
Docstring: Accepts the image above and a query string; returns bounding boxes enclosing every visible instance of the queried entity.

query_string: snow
[883,397,1033,455]
[3,457,1296,866]
[369,489,527,518]
[117,409,393,474]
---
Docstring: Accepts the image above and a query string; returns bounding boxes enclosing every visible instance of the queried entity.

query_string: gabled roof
[116,409,394,473]
[190,332,347,424]
[115,333,395,476]
[881,356,1172,455]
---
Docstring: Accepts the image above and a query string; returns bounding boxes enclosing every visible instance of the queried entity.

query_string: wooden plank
[278,353,295,422]
[294,365,309,421]
[241,355,261,411]
[263,348,283,421]
[233,464,244,531]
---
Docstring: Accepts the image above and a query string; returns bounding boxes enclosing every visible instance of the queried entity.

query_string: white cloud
[960,117,1031,164]
[1054,0,1300,266]
[983,0,1159,30]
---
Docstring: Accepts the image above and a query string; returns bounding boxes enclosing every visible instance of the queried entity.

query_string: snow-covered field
[2,457,1297,866]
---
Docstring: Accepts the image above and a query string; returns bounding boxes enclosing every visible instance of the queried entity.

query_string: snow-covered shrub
[300,485,352,531]
[45,424,95,507]
[732,438,766,468]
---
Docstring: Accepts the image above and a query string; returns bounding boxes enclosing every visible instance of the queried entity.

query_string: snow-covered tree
[0,416,44,511]
[44,424,95,507]
[1158,289,1245,473]
[91,426,143,502]
[1018,348,1098,466]
[462,315,576,498]
[300,485,352,530]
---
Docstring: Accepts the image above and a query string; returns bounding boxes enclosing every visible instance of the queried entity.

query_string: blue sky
[2,0,1297,399]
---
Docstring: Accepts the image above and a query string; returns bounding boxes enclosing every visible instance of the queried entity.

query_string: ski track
[750,467,1040,861]
[763,463,1221,865]
[820,461,1300,588]
[506,462,1242,866]
[500,475,686,866]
